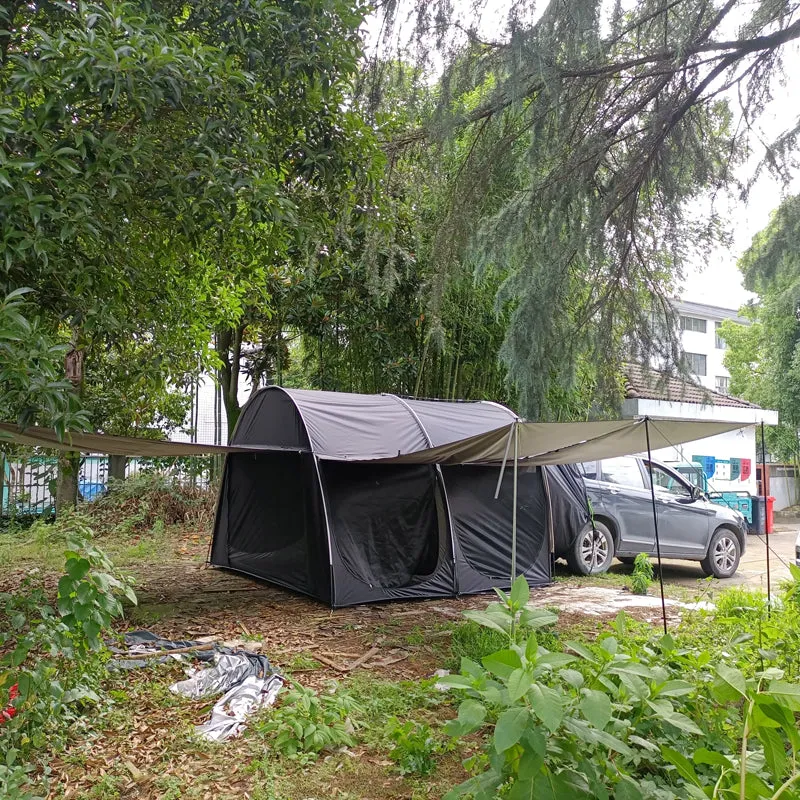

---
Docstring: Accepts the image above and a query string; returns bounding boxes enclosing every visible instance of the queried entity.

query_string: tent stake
[511,421,519,584]
[761,420,771,617]
[645,418,668,635]
[494,423,515,500]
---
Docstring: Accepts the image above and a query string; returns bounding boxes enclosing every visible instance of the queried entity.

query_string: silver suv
[568,456,748,578]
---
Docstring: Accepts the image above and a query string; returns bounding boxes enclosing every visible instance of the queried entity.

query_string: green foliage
[386,718,444,776]
[0,517,135,796]
[439,575,800,799]
[0,290,88,433]
[254,682,361,762]
[630,553,654,596]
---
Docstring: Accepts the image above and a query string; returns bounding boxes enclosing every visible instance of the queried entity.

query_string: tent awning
[0,423,304,457]
[318,418,750,465]
[0,417,749,463]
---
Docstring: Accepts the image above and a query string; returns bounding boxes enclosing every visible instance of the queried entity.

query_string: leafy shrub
[630,552,654,595]
[87,472,215,533]
[254,682,361,762]
[387,718,443,776]
[0,514,135,797]
[439,575,800,799]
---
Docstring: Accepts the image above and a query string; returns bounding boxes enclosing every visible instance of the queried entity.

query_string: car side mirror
[691,486,703,501]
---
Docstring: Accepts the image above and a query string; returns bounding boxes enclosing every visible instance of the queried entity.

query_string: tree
[721,194,800,470]
[0,0,381,492]
[374,0,800,418]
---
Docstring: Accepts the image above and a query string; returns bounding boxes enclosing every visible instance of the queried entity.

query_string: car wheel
[700,528,741,578]
[567,521,614,575]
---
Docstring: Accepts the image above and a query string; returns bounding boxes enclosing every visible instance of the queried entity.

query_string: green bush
[439,575,800,799]
[630,552,654,595]
[0,514,135,798]
[386,718,444,776]
[253,682,361,762]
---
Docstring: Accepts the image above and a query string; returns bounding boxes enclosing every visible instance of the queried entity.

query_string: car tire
[700,528,741,578]
[617,556,636,565]
[567,521,614,575]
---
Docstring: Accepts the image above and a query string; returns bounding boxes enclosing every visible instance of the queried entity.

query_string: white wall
[651,426,758,495]
[679,324,729,392]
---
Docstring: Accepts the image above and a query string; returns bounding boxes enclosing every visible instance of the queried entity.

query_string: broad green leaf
[768,680,800,712]
[615,777,644,800]
[714,664,747,700]
[519,607,558,630]
[530,683,563,732]
[581,689,612,730]
[482,649,522,679]
[662,746,701,786]
[629,735,660,753]
[559,668,584,689]
[66,557,91,581]
[517,730,546,780]
[510,575,530,608]
[759,726,788,784]
[657,680,694,697]
[494,707,530,752]
[437,674,475,690]
[565,641,598,663]
[457,699,487,730]
[464,610,510,636]
[693,748,733,768]
[507,668,534,702]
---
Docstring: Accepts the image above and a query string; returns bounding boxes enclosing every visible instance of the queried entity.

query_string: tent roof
[325,417,750,466]
[235,387,518,459]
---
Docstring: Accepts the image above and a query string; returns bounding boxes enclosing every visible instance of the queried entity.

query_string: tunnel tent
[209,387,583,606]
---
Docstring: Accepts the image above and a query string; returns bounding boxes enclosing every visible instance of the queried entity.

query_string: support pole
[511,421,519,583]
[494,423,515,500]
[645,418,668,635]
[761,420,771,616]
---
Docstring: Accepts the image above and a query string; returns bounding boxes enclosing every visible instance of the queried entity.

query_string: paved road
[607,523,799,592]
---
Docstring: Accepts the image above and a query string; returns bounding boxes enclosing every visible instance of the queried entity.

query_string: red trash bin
[766,496,775,534]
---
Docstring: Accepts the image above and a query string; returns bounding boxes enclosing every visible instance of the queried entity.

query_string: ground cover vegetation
[1,501,800,799]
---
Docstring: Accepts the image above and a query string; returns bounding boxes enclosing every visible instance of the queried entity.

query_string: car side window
[578,461,598,479]
[600,457,644,489]
[649,464,692,497]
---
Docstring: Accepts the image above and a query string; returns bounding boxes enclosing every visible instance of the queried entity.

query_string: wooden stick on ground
[117,643,215,660]
[347,646,381,671]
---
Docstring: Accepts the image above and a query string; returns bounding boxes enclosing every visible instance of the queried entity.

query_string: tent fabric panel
[321,463,441,589]
[443,465,550,588]
[281,388,429,458]
[231,389,311,449]
[543,464,591,556]
[212,451,331,602]
[400,398,516,446]
[339,419,750,465]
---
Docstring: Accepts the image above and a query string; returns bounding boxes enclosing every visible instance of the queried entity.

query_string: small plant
[0,514,135,796]
[254,682,361,762]
[386,717,442,776]
[630,552,654,595]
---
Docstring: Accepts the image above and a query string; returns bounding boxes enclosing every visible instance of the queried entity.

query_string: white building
[674,299,747,395]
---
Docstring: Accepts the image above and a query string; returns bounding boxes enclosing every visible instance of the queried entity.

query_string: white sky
[367,4,800,313]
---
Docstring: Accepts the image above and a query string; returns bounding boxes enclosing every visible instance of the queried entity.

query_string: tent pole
[645,418,668,635]
[511,421,519,583]
[761,420,771,617]
[494,423,515,500]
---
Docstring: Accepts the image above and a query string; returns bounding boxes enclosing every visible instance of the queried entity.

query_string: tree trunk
[216,324,244,439]
[109,454,127,482]
[56,451,80,515]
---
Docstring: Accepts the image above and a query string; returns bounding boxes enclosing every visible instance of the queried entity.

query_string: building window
[715,375,730,394]
[680,315,707,333]
[715,321,727,349]
[684,352,707,376]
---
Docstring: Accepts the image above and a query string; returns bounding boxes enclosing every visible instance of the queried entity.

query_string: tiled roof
[623,364,760,409]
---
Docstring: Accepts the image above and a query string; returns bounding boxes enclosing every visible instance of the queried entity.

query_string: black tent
[210,388,588,607]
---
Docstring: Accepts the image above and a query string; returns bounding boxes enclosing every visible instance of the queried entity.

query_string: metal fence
[0,452,214,517]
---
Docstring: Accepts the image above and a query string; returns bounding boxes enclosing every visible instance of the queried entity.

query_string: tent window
[322,464,440,589]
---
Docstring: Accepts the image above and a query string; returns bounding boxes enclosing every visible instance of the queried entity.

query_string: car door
[645,461,713,557]
[595,457,656,555]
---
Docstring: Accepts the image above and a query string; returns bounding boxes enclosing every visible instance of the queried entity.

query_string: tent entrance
[321,463,442,589]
